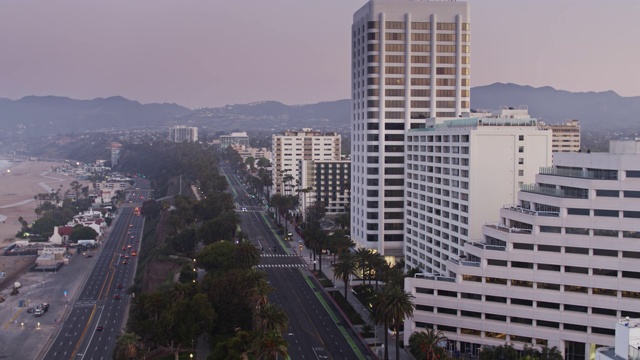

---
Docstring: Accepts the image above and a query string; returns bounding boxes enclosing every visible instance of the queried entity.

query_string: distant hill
[188,83,640,133]
[0,95,191,137]
[189,100,352,134]
[2,83,639,140]
[471,83,640,131]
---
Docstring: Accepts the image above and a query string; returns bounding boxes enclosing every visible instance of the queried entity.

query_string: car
[124,255,130,259]
[96,325,104,331]
[117,284,123,289]
[131,251,137,256]
[127,245,132,249]
[129,224,133,227]
[122,246,127,251]
[114,294,121,300]
[241,207,247,212]
[122,260,128,264]
[130,235,134,239]
[85,254,93,258]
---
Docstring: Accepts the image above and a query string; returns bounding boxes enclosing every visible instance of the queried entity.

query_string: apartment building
[351,0,470,260]
[168,126,198,143]
[271,129,341,196]
[405,140,640,360]
[298,160,351,220]
[540,119,581,152]
[405,110,553,274]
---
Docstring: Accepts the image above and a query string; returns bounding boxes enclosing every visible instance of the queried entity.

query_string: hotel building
[351,0,470,259]
[404,109,553,273]
[405,140,640,360]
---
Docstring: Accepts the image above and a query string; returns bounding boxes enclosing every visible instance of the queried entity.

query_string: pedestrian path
[280,219,411,360]
[256,264,307,268]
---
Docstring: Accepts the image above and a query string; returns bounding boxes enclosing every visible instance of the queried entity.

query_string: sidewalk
[281,216,411,360]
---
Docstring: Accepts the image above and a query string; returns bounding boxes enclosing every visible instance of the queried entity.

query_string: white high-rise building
[351,0,470,260]
[405,110,553,274]
[271,129,341,196]
[169,126,198,143]
[406,140,640,360]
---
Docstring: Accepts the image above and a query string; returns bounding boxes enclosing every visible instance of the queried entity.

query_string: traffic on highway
[42,179,150,360]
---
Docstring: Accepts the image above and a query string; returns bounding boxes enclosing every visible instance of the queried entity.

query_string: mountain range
[1,83,639,138]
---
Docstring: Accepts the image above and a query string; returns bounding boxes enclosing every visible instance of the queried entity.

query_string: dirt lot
[0,255,36,294]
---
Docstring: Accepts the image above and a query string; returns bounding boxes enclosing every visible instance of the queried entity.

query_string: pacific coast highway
[42,182,150,360]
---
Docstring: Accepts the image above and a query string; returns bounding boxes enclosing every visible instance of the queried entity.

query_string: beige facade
[271,129,341,196]
[540,119,581,152]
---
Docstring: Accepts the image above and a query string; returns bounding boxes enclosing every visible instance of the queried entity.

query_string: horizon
[1,0,638,108]
[1,82,636,110]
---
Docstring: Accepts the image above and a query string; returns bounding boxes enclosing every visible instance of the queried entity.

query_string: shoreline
[0,160,86,242]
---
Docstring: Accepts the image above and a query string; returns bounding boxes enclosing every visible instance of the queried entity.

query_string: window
[596,189,619,197]
[385,33,405,41]
[568,208,590,216]
[518,158,524,165]
[593,249,618,257]
[537,320,560,329]
[537,301,560,310]
[594,209,619,217]
[385,21,404,29]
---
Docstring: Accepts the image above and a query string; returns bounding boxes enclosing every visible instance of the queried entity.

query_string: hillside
[0,95,191,137]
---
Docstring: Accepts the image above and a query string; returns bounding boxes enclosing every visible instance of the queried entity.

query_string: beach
[0,160,84,243]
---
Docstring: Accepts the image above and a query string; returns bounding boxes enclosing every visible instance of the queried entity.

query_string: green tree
[253,330,289,360]
[353,247,372,283]
[235,239,260,269]
[332,252,356,300]
[254,303,289,333]
[408,328,448,360]
[69,226,99,241]
[371,285,415,360]
[171,228,198,253]
[196,241,237,273]
[113,332,141,360]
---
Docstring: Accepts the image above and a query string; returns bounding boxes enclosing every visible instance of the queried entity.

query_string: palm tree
[370,291,390,360]
[235,239,260,268]
[408,328,448,360]
[253,330,289,360]
[372,285,416,360]
[370,253,387,290]
[254,303,289,333]
[332,252,356,300]
[114,332,141,359]
[354,247,372,284]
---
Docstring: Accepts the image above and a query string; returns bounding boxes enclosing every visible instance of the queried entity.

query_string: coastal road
[42,181,149,360]
[223,167,372,360]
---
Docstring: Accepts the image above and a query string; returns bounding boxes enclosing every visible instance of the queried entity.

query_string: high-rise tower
[351,0,470,259]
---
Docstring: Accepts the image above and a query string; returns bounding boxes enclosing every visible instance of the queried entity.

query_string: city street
[223,167,373,360]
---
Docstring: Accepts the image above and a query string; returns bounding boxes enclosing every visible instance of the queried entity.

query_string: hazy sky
[1,0,638,109]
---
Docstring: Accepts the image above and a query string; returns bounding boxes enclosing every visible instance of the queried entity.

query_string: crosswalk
[261,254,298,258]
[256,264,306,268]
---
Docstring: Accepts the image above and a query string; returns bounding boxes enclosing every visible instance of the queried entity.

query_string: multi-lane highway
[223,167,372,360]
[42,180,150,360]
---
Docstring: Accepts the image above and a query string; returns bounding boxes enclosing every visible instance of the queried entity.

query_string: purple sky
[1,0,638,109]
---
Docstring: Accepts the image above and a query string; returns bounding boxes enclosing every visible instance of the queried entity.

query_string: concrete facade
[351,0,470,259]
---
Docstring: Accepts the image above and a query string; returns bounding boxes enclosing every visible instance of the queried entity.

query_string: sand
[0,160,85,244]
